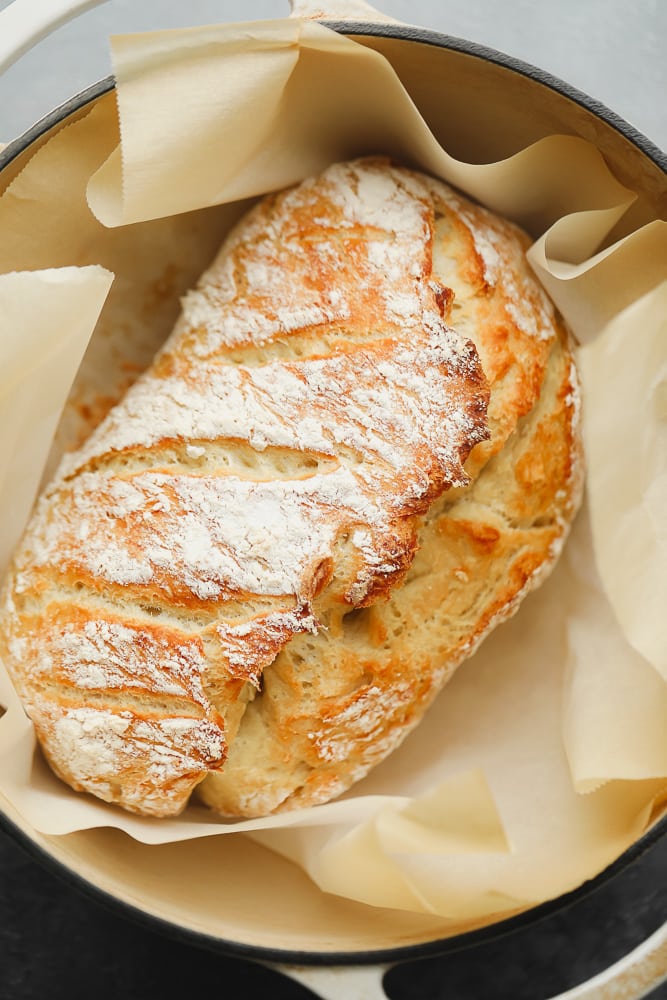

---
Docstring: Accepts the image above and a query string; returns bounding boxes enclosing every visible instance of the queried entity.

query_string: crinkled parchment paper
[0,15,665,929]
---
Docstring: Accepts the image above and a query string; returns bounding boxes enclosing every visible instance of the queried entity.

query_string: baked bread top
[0,159,582,818]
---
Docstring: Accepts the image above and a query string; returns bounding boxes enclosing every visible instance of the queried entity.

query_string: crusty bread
[0,159,583,818]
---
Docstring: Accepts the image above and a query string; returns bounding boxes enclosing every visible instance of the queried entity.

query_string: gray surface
[0,0,665,153]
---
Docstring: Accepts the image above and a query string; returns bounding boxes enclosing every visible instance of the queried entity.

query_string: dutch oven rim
[1,20,666,175]
[0,16,665,969]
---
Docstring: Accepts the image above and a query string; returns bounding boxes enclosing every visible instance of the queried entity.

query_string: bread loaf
[0,159,583,818]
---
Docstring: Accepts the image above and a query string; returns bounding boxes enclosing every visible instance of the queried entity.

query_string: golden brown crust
[0,159,582,818]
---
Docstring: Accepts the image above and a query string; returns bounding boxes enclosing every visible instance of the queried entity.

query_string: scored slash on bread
[0,159,583,818]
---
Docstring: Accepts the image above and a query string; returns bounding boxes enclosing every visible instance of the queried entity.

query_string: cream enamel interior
[0,29,665,957]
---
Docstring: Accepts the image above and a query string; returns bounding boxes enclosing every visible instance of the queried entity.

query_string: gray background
[0,0,665,153]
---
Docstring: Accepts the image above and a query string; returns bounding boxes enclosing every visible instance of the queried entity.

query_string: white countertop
[0,0,665,154]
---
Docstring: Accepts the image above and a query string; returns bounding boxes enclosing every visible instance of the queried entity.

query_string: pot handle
[0,0,400,76]
[273,961,391,998]
[275,920,667,998]
[547,919,667,999]
[0,0,109,75]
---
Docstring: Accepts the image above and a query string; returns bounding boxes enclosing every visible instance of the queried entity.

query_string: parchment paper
[0,15,665,927]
